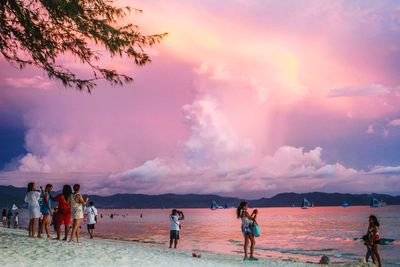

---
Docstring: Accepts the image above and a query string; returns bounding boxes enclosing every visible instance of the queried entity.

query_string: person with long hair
[24,182,42,237]
[237,201,258,261]
[38,184,53,239]
[54,185,73,240]
[69,184,89,243]
[365,214,382,267]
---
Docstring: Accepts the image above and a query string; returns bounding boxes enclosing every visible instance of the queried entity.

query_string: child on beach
[69,184,89,243]
[14,212,19,228]
[24,182,42,237]
[237,201,258,261]
[169,209,184,249]
[85,201,98,239]
[364,215,382,267]
[50,208,58,232]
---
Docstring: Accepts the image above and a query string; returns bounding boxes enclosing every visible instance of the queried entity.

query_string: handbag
[252,222,261,237]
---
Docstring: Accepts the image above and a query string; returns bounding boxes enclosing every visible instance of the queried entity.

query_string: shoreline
[0,227,370,267]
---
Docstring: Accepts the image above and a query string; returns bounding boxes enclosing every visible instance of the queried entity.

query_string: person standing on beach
[14,212,19,228]
[50,208,58,232]
[6,209,12,228]
[365,215,382,267]
[85,201,98,239]
[2,209,6,226]
[169,209,184,249]
[38,184,53,239]
[54,185,73,240]
[237,201,258,261]
[69,184,89,243]
[24,182,42,238]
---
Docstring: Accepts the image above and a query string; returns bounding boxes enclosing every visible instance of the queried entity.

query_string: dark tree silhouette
[0,0,167,92]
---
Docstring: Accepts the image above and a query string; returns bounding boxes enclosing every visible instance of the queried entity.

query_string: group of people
[2,208,19,228]
[24,182,98,242]
[236,201,383,266]
[16,186,385,265]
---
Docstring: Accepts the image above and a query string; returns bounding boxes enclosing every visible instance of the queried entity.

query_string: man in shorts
[85,201,98,239]
[169,209,184,248]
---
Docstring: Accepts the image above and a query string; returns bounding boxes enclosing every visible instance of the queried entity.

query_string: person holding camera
[169,209,184,248]
[237,201,259,261]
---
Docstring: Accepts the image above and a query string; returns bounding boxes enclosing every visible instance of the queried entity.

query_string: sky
[1,0,400,198]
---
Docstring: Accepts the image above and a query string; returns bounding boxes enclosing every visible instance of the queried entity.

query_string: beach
[0,227,372,267]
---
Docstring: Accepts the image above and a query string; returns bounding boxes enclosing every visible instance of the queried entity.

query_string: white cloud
[5,75,54,90]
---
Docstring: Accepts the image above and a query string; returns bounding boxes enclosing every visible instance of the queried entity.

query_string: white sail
[12,204,18,210]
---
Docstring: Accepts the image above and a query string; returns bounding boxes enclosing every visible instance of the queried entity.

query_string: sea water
[18,206,400,266]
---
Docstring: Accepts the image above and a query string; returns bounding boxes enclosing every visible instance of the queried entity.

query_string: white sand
[0,227,369,267]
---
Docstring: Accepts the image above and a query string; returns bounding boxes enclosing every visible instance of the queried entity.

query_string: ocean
[17,206,400,266]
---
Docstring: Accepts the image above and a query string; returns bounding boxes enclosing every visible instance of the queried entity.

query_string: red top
[55,194,71,214]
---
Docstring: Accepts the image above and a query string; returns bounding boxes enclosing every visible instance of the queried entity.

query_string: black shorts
[170,230,180,240]
[87,224,95,230]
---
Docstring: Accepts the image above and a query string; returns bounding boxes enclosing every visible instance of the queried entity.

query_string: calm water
[18,206,400,266]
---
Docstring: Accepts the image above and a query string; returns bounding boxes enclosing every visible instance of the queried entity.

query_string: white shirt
[170,215,180,231]
[85,206,98,224]
[24,191,41,207]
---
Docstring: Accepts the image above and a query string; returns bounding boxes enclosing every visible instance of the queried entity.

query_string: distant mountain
[1,185,399,209]
[0,185,27,209]
[249,192,400,207]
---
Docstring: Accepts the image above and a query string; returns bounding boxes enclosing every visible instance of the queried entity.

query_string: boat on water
[210,200,224,210]
[11,204,18,210]
[301,198,311,209]
[370,197,385,208]
[342,201,349,207]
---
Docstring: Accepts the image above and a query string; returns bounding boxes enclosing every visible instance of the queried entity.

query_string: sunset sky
[1,0,400,198]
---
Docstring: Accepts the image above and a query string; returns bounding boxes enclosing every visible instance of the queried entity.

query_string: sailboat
[211,200,218,210]
[370,197,383,208]
[342,201,349,207]
[301,198,311,209]
[11,204,18,210]
[210,200,223,210]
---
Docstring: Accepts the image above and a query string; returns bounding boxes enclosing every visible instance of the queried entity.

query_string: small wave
[353,237,396,245]
[381,238,396,245]
[227,239,241,243]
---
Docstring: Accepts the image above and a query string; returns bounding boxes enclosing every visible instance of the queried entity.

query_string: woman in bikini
[237,201,258,261]
[69,184,89,243]
[365,214,382,267]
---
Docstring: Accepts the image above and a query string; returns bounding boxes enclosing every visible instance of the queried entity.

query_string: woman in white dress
[24,182,42,238]
[69,184,89,243]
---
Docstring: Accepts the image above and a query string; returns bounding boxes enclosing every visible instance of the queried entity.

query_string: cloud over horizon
[1,0,400,197]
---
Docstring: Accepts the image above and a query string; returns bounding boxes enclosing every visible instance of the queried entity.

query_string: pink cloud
[5,75,54,90]
[327,84,391,98]
[388,119,400,126]
[366,125,375,134]
[1,0,400,197]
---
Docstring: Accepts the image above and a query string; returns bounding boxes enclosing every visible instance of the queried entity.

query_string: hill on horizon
[0,185,399,209]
